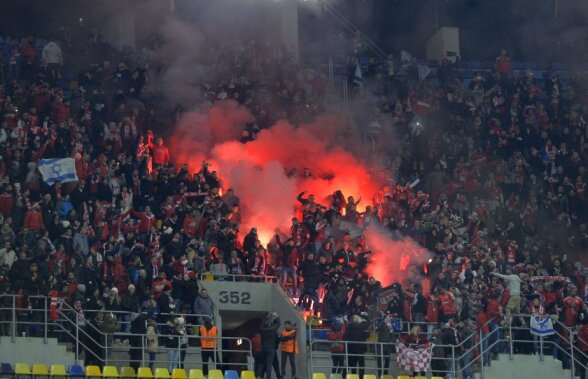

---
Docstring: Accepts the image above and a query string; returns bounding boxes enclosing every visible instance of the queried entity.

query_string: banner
[530,315,554,336]
[38,158,78,185]
[377,284,398,312]
[395,340,433,372]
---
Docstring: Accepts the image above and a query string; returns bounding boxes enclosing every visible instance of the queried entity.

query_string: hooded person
[129,311,150,370]
[260,312,281,379]
[345,315,369,377]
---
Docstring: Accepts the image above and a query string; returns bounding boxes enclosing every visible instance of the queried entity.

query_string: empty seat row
[2,364,253,379]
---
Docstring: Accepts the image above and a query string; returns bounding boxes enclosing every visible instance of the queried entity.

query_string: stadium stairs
[0,336,79,367]
[484,352,582,379]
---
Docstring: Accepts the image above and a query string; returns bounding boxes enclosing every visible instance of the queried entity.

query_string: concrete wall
[201,280,305,378]
[100,6,136,51]
[426,26,460,62]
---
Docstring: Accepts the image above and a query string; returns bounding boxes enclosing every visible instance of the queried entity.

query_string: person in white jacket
[491,269,525,326]
[41,41,63,80]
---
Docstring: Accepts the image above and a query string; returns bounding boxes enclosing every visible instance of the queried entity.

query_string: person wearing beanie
[121,284,141,333]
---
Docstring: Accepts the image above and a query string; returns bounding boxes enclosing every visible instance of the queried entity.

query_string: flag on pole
[395,341,434,372]
[417,64,432,81]
[38,158,78,185]
[353,63,363,87]
[400,50,413,64]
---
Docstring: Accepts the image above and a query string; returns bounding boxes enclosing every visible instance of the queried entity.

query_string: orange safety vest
[199,325,217,349]
[280,329,298,353]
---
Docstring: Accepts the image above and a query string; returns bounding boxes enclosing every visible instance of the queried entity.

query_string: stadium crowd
[0,23,588,379]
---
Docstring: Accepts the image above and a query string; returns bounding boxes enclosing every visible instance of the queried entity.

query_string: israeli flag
[38,158,78,185]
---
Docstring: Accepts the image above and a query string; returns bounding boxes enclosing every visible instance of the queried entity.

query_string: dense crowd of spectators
[1,21,588,379]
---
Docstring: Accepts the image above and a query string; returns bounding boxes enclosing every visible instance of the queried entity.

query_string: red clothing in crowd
[439,292,457,317]
[132,209,157,233]
[24,208,44,230]
[0,193,14,216]
[563,295,584,326]
[182,214,199,237]
[476,311,490,335]
[495,55,512,74]
[147,134,170,166]
[576,324,588,352]
[487,299,502,324]
[426,296,439,323]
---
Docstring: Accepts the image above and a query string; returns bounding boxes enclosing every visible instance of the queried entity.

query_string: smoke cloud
[168,101,254,169]
[364,225,432,287]
[167,100,383,244]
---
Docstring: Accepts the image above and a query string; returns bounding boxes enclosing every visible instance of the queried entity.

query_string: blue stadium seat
[468,60,481,69]
[316,329,329,340]
[532,70,544,79]
[68,365,84,377]
[223,371,239,379]
[462,69,474,79]
[511,61,523,70]
[0,363,13,375]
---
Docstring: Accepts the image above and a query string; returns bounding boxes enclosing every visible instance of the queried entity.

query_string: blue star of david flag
[38,158,78,185]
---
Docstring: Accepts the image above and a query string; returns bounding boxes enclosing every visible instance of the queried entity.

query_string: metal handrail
[307,312,588,378]
[0,294,253,368]
[204,273,278,282]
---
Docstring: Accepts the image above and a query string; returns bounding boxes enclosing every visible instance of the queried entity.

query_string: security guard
[279,320,298,379]
[199,318,221,376]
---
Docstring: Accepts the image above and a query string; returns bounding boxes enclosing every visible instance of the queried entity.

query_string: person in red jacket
[182,209,199,238]
[495,49,512,75]
[426,293,439,338]
[131,206,157,235]
[147,131,169,166]
[0,186,14,216]
[22,36,36,80]
[24,204,44,231]
[438,288,457,322]
[476,303,491,364]
[486,293,503,356]
[563,286,585,327]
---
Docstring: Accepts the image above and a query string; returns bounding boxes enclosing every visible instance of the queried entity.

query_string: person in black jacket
[345,315,369,377]
[297,252,322,314]
[158,285,175,323]
[410,283,427,322]
[260,312,281,379]
[129,311,151,370]
[275,231,298,296]
[321,291,343,325]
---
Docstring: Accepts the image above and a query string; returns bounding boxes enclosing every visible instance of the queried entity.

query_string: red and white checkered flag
[395,341,433,372]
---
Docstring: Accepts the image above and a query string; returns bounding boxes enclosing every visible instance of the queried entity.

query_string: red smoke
[364,226,432,287]
[168,101,254,171]
[168,100,381,245]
